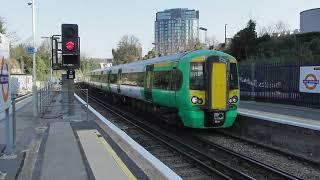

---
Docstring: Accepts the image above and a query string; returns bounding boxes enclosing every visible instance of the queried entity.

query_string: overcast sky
[1,0,319,58]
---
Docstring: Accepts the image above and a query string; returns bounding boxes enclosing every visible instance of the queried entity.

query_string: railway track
[76,85,302,180]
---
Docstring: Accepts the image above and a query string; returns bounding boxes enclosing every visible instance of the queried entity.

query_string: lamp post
[225,24,228,45]
[199,27,208,45]
[151,43,159,57]
[152,42,157,51]
[28,0,37,116]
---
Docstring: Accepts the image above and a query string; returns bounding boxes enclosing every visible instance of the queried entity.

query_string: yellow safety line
[97,132,137,180]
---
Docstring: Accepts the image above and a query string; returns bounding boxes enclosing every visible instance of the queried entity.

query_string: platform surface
[0,96,42,180]
[77,129,133,180]
[40,122,88,180]
[239,101,320,130]
[0,90,179,180]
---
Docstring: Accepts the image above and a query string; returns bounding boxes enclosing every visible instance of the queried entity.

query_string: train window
[153,71,171,90]
[120,72,144,87]
[190,62,205,90]
[109,74,117,84]
[91,74,99,82]
[137,72,145,87]
[122,73,137,86]
[153,70,181,90]
[230,63,239,90]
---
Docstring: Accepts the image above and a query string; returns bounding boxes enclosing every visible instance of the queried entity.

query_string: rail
[78,84,303,180]
[78,88,286,179]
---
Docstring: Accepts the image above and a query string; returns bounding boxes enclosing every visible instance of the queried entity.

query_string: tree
[10,44,32,73]
[78,56,100,80]
[0,16,19,42]
[9,40,51,81]
[143,48,160,59]
[258,21,290,37]
[228,19,257,61]
[36,40,51,81]
[274,21,290,35]
[112,35,142,65]
[0,17,6,34]
[207,36,218,49]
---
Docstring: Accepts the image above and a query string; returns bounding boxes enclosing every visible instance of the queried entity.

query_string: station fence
[38,85,89,121]
[239,60,320,108]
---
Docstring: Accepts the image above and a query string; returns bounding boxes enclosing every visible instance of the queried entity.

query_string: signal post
[62,24,80,117]
[51,24,80,117]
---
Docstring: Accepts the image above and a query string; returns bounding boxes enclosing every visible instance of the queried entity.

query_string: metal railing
[38,85,89,121]
[239,61,320,108]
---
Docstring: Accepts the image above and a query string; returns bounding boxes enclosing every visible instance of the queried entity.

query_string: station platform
[0,93,181,180]
[239,100,320,131]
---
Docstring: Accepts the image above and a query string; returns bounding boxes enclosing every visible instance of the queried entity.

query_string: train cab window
[230,63,239,90]
[190,62,205,90]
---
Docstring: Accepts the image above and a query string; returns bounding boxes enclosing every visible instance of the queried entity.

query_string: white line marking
[239,109,320,131]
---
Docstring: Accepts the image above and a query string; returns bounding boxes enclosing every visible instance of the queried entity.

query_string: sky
[1,0,320,58]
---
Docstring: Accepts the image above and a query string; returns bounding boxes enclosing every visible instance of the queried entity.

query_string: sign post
[0,33,15,158]
[26,47,35,54]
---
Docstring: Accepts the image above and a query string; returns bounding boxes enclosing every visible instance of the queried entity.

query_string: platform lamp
[199,27,208,45]
[27,0,37,116]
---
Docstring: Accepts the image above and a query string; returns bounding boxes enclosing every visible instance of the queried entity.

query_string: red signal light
[65,41,75,51]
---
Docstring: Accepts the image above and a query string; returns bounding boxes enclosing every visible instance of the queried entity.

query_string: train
[85,49,239,129]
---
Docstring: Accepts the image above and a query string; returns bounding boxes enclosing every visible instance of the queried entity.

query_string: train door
[207,58,228,110]
[144,64,154,102]
[107,70,111,92]
[171,67,180,107]
[117,69,122,93]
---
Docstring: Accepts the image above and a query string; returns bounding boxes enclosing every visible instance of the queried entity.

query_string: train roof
[91,52,187,74]
[90,49,236,75]
[110,52,186,69]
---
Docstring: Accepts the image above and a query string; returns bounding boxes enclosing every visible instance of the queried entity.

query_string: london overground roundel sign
[0,33,11,112]
[299,66,320,93]
[1,56,9,102]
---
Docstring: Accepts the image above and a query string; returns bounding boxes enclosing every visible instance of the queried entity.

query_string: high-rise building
[154,8,199,55]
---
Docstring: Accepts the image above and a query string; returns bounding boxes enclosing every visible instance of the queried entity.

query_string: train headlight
[191,96,199,104]
[197,98,203,104]
[231,96,238,103]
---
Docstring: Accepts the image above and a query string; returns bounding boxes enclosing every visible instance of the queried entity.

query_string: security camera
[27,2,32,5]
